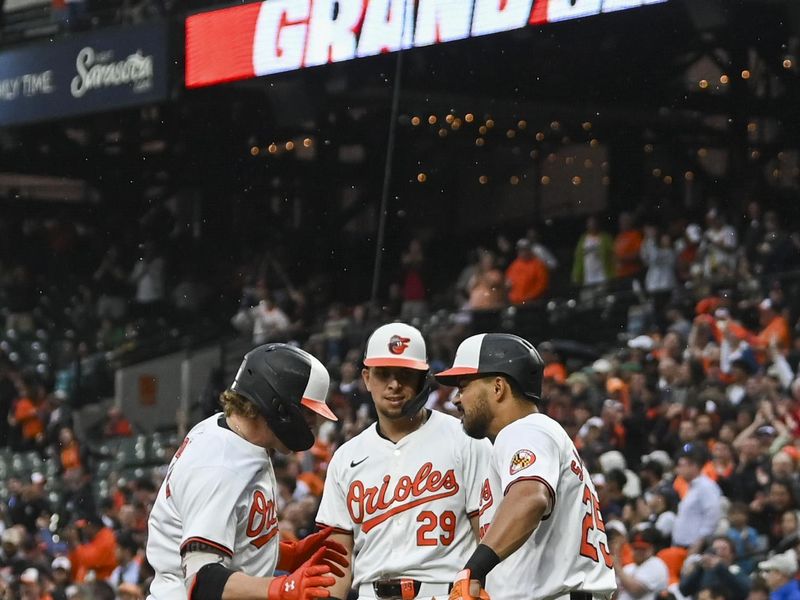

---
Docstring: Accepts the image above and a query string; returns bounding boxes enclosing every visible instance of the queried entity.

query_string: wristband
[191,563,234,600]
[463,544,501,585]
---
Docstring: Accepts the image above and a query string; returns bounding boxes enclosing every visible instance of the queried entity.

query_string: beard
[462,389,492,439]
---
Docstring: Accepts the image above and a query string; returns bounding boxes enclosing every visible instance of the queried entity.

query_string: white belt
[359,582,451,598]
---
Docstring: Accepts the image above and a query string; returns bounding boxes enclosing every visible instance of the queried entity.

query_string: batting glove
[277,527,349,577]
[268,548,336,600]
[448,569,491,600]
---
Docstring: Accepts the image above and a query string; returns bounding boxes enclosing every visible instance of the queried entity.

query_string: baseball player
[434,333,617,600]
[315,323,492,600]
[146,343,348,600]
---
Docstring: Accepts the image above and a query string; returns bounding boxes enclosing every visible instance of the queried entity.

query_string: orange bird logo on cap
[388,335,411,355]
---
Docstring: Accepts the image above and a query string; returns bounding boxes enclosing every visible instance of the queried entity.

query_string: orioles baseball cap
[434,333,544,400]
[759,551,798,576]
[363,323,428,370]
[630,528,660,549]
[52,556,72,571]
[20,568,40,584]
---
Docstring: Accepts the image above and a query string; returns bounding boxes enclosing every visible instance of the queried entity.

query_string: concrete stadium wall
[115,345,221,433]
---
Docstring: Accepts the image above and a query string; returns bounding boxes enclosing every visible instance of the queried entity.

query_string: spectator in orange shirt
[505,238,549,305]
[103,405,133,438]
[614,212,644,279]
[67,514,118,582]
[755,298,790,352]
[58,426,83,472]
[539,341,567,384]
[11,380,44,450]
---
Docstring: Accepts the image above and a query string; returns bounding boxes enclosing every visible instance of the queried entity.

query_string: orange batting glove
[277,527,349,576]
[268,547,336,600]
[449,569,491,600]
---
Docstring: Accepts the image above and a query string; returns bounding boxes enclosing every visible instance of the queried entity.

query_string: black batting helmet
[229,344,336,451]
[434,333,544,401]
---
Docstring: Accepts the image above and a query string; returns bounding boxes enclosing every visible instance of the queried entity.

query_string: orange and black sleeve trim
[504,476,556,519]
[180,536,234,558]
[315,521,353,535]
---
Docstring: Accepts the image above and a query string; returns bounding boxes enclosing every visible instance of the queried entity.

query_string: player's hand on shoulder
[278,527,349,575]
[268,547,336,600]
[448,569,491,600]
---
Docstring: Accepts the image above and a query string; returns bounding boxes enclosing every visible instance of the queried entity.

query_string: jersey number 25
[579,485,613,568]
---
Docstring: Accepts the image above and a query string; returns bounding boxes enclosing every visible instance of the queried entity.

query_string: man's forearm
[478,481,549,560]
[222,572,271,600]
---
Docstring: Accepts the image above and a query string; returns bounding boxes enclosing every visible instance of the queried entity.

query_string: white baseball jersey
[480,413,617,600]
[316,410,491,588]
[146,414,280,599]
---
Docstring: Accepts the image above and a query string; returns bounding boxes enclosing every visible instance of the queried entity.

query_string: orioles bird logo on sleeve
[510,449,536,475]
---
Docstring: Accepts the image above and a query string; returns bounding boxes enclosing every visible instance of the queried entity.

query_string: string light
[741,70,751,79]
[486,119,495,129]
[584,159,593,169]
[684,171,695,181]
[438,128,448,138]
[664,176,673,184]
[517,120,527,129]
[747,122,757,133]
[565,156,575,165]
[479,175,489,184]
[250,146,260,156]
[445,114,455,124]
[541,176,551,185]
[783,58,793,69]
[479,126,488,135]
[506,129,516,139]
[285,141,294,151]
[411,116,421,126]
[510,176,520,185]
[582,122,592,131]
[590,139,599,148]
[530,150,539,159]
[303,138,313,148]
[465,113,475,123]
[536,132,545,141]
[417,173,427,183]
[720,75,729,84]
[652,168,662,177]
[268,143,278,154]
[550,121,561,130]
[428,115,437,125]
[475,138,485,147]
[571,176,582,186]
[699,79,709,89]
[644,144,653,153]
[451,119,462,130]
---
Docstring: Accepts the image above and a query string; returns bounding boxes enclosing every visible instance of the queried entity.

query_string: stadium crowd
[1,197,800,599]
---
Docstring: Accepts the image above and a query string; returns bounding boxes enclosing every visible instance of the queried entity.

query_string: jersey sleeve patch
[509,449,536,475]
